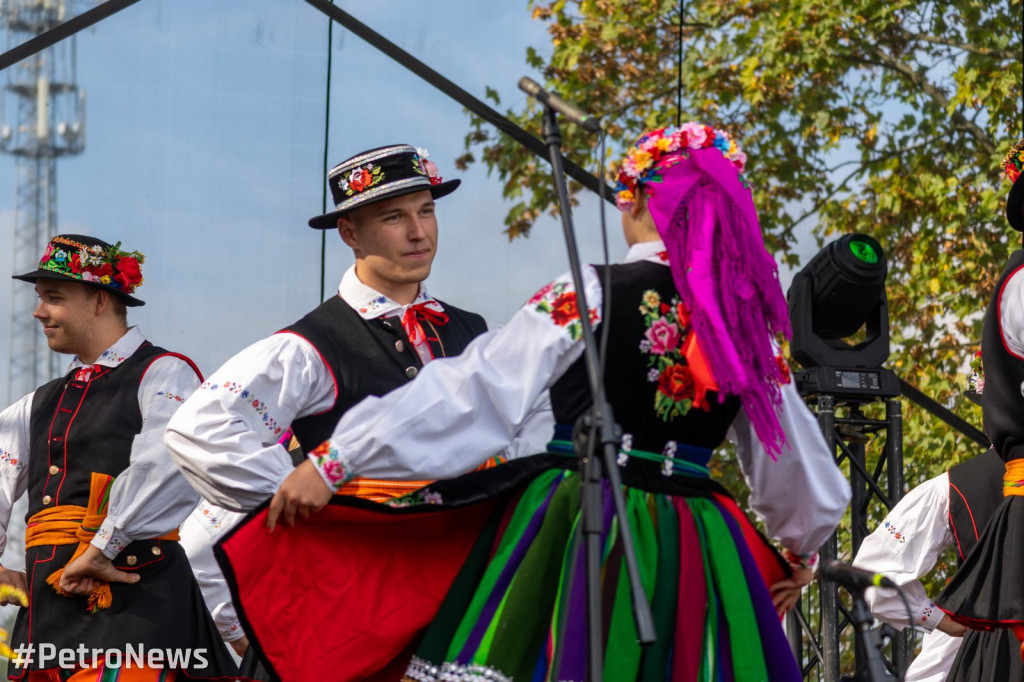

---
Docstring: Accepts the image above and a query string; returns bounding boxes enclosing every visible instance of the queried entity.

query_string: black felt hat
[308,144,460,229]
[12,234,146,306]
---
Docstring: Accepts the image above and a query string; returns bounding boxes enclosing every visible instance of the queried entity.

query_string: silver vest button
[395,340,405,353]
[126,555,138,566]
[405,366,418,379]
[42,495,52,505]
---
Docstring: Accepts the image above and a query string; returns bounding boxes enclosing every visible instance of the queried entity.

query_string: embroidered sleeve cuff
[91,518,132,560]
[917,601,944,631]
[308,441,352,492]
[782,549,819,570]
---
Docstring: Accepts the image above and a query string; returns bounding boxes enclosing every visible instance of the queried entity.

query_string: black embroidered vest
[26,343,181,518]
[549,261,742,455]
[948,448,1005,562]
[282,295,487,453]
[981,249,1024,462]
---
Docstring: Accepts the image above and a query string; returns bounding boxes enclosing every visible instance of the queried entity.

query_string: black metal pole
[849,588,896,682]
[539,107,656,681]
[818,394,842,682]
[885,398,908,678]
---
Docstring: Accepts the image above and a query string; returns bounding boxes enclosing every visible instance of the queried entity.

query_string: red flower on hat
[113,256,143,292]
[69,253,83,274]
[349,168,373,193]
[86,262,113,278]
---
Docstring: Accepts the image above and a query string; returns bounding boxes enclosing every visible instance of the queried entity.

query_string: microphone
[818,560,897,590]
[518,77,601,133]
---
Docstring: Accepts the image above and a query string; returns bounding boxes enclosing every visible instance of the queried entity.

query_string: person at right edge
[266,123,851,680]
[935,139,1024,682]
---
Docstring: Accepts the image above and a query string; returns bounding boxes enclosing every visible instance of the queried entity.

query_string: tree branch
[895,27,1017,60]
[845,45,996,156]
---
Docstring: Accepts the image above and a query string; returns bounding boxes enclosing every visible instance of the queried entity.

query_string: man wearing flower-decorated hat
[165,144,546,675]
[934,140,1024,676]
[0,234,239,681]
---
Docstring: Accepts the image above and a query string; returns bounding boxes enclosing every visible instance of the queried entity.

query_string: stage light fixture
[787,233,899,398]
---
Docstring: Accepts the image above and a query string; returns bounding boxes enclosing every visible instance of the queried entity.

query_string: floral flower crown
[1003,140,1024,184]
[39,236,146,294]
[613,122,748,211]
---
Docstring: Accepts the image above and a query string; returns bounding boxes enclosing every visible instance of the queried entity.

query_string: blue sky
[0,0,816,394]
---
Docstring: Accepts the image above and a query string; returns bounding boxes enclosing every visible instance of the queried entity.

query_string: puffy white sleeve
[0,394,32,562]
[731,378,851,557]
[179,501,248,642]
[165,334,337,512]
[998,267,1024,356]
[309,270,602,488]
[852,473,951,631]
[92,356,203,559]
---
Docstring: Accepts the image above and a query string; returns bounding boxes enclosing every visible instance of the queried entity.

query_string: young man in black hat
[0,234,237,681]
[165,145,535,670]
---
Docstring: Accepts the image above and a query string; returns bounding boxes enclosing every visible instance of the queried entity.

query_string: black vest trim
[947,448,1005,562]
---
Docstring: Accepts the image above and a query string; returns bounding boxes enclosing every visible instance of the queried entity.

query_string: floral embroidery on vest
[639,289,705,421]
[529,279,599,341]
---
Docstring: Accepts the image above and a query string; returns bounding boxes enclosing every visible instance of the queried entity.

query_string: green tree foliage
[460,0,1019,485]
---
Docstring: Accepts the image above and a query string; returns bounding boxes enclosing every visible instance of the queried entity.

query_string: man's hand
[266,460,333,533]
[0,564,28,606]
[58,545,140,595]
[770,563,816,616]
[936,614,968,637]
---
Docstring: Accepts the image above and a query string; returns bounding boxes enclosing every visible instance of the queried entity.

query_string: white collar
[624,240,669,265]
[68,326,146,370]
[338,265,438,320]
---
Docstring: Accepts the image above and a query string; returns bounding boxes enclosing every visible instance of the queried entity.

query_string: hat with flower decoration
[12,234,146,306]
[308,144,460,229]
[1003,140,1024,232]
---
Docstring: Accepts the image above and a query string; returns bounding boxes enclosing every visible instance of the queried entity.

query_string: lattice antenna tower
[0,0,85,403]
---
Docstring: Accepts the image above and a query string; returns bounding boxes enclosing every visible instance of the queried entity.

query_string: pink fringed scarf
[644,146,791,456]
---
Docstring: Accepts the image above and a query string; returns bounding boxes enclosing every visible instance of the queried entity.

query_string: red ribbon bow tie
[401,301,449,346]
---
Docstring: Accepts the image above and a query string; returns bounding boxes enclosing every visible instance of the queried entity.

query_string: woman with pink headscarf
[236,124,851,681]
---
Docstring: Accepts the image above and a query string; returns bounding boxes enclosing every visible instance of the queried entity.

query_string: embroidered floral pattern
[198,501,227,532]
[528,279,599,341]
[386,488,444,508]
[883,519,905,544]
[98,348,129,365]
[0,448,20,469]
[338,162,384,196]
[197,381,283,437]
[639,289,705,421]
[38,236,145,294]
[919,601,936,624]
[155,391,186,403]
[309,442,350,490]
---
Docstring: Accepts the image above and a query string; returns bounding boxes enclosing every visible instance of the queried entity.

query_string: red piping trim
[142,352,204,384]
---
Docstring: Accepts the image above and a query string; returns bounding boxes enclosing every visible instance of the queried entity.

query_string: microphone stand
[538,105,656,681]
[844,585,897,682]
